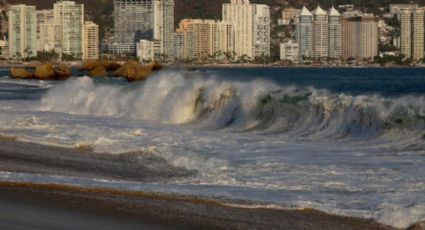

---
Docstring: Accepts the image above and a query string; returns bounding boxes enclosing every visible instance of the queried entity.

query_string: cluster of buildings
[4,0,425,64]
[7,1,99,60]
[280,6,379,63]
[109,0,270,63]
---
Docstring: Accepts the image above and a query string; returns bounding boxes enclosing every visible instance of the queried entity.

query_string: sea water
[0,67,424,228]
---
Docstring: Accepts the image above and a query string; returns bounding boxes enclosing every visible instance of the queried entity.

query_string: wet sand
[0,139,402,230]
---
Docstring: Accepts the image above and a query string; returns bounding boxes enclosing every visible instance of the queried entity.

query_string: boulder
[34,63,55,80]
[81,59,101,71]
[89,65,107,77]
[10,68,33,79]
[113,60,153,82]
[101,60,121,71]
[54,64,72,80]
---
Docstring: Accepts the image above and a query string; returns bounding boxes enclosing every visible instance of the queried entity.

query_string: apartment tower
[53,1,84,58]
[312,6,328,59]
[296,6,313,58]
[153,0,175,61]
[328,7,342,59]
[8,4,37,59]
[222,0,270,59]
[400,9,413,59]
[113,0,153,54]
[83,21,99,60]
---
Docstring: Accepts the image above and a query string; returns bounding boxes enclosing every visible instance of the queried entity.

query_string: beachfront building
[8,4,37,59]
[176,19,234,62]
[83,21,99,60]
[222,0,270,59]
[280,40,299,62]
[328,7,342,59]
[111,0,154,54]
[312,6,328,59]
[53,1,84,59]
[341,13,378,60]
[153,0,174,62]
[36,9,54,52]
[296,6,313,59]
[400,8,424,61]
[136,39,155,62]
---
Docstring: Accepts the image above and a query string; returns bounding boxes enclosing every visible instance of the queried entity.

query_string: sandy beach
[0,139,402,230]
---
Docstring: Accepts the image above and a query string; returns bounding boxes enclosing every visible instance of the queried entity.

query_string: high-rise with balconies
[8,4,37,59]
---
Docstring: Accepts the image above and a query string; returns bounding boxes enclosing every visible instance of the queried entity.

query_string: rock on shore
[114,60,163,82]
[10,68,33,79]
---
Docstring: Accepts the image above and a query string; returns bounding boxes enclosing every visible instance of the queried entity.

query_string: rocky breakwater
[10,63,72,80]
[81,59,162,82]
[113,60,162,82]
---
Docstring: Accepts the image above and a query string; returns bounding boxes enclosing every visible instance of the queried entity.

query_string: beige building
[8,4,37,59]
[222,0,270,59]
[176,19,233,61]
[342,14,378,60]
[400,8,424,61]
[53,1,84,58]
[36,9,54,52]
[83,21,99,60]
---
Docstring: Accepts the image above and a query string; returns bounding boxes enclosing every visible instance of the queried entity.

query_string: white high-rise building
[8,4,37,59]
[153,0,174,62]
[328,7,342,59]
[222,0,270,59]
[312,6,328,59]
[53,1,84,58]
[296,6,313,59]
[83,21,99,60]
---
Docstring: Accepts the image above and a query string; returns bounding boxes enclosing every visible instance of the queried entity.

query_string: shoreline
[0,138,412,230]
[0,181,397,230]
[0,61,425,70]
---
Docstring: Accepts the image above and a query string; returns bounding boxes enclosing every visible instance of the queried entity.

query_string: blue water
[0,67,424,228]
[201,67,425,96]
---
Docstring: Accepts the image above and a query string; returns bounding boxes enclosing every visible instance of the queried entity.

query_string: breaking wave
[40,71,425,143]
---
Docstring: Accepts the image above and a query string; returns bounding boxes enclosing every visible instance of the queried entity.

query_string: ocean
[0,67,424,228]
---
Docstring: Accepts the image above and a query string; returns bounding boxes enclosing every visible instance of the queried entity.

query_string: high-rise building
[400,8,425,61]
[176,19,233,61]
[112,0,153,54]
[341,14,378,60]
[222,0,270,59]
[296,6,313,59]
[8,4,37,59]
[83,21,99,60]
[153,0,174,62]
[328,7,342,59]
[36,9,54,52]
[312,6,328,59]
[412,8,424,61]
[400,9,412,58]
[53,1,84,58]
